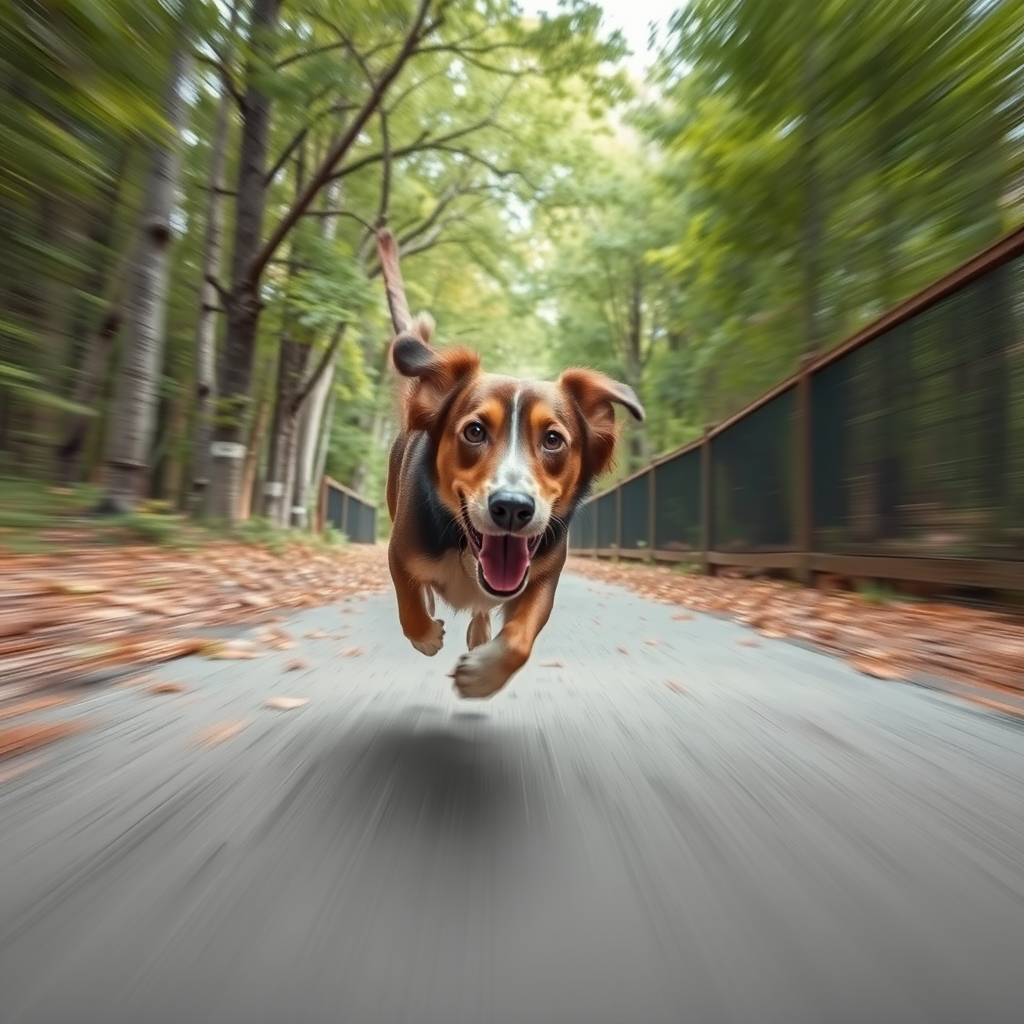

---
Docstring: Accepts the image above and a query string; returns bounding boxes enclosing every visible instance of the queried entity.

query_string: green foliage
[3,0,1021,523]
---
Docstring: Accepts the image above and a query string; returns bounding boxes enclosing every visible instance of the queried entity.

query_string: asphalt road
[2,572,1024,1024]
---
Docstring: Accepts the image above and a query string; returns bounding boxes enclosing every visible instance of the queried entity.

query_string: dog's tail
[377,228,435,344]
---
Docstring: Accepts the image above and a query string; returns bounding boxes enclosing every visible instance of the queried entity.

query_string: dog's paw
[466,612,491,651]
[449,640,510,700]
[410,618,445,656]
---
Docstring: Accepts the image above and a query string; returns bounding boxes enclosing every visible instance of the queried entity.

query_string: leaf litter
[567,557,1024,700]
[0,543,388,697]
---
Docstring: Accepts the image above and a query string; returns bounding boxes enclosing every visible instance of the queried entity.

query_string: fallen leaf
[264,696,309,711]
[539,658,564,667]
[304,630,328,639]
[205,639,262,660]
[665,681,687,694]
[145,683,188,695]
[193,719,249,748]
[671,613,693,621]
[737,638,761,648]
[643,638,662,646]
[616,645,629,654]
[847,657,906,681]
[283,658,308,672]
[340,646,365,658]
[0,720,89,762]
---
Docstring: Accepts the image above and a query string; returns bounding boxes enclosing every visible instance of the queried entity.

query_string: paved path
[2,573,1024,1024]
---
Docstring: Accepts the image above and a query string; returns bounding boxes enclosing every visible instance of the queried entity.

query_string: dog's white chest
[425,549,503,614]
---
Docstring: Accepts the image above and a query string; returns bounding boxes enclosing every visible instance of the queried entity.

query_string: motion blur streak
[2,578,1024,1023]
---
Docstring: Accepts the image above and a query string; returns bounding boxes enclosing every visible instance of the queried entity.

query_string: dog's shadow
[276,712,555,884]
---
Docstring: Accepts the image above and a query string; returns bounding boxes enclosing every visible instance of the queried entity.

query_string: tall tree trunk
[188,0,239,513]
[55,143,131,484]
[289,153,344,527]
[311,380,336,525]
[99,46,189,513]
[56,243,133,486]
[292,361,333,528]
[207,0,282,521]
[264,143,308,527]
[238,377,272,521]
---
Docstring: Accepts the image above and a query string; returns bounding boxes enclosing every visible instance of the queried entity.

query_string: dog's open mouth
[462,509,543,596]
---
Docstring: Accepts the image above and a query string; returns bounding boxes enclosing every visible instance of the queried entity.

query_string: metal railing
[569,224,1024,592]
[317,476,378,544]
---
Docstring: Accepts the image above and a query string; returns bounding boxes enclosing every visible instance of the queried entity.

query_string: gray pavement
[2,572,1024,1024]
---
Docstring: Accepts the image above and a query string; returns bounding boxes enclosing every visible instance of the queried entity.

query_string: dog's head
[392,324,644,600]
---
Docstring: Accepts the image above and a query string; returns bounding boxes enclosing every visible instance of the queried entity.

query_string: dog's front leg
[451,577,557,699]
[388,548,445,656]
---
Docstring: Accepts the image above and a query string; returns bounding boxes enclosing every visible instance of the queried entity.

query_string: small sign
[263,481,285,498]
[209,441,246,460]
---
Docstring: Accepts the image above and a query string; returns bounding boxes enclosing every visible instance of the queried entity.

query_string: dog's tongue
[479,534,530,592]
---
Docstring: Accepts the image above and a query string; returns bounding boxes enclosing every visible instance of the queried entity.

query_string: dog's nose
[488,491,535,532]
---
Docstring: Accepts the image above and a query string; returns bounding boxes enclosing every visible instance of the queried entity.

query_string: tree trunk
[310,380,336,526]
[292,361,334,528]
[238,379,272,520]
[99,46,189,513]
[289,147,344,529]
[264,143,309,528]
[56,241,133,486]
[187,1,239,513]
[207,0,282,521]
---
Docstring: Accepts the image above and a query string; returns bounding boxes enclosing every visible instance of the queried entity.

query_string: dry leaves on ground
[567,557,1024,698]
[192,719,249,748]
[264,696,309,711]
[0,543,389,698]
[539,658,564,668]
[0,720,89,762]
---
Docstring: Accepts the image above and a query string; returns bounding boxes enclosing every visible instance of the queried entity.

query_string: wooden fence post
[700,425,712,575]
[613,485,622,563]
[796,354,814,584]
[647,467,657,563]
[315,477,326,534]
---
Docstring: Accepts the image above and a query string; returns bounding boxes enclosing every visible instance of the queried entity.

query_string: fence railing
[317,476,378,544]
[569,223,1024,592]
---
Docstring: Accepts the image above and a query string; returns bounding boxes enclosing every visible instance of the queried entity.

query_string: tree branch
[327,110,502,184]
[206,274,232,308]
[292,322,346,413]
[300,208,375,231]
[376,106,393,228]
[247,0,435,286]
[193,49,245,110]
[264,93,354,185]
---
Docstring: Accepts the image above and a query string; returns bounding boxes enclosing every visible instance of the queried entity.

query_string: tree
[100,44,191,513]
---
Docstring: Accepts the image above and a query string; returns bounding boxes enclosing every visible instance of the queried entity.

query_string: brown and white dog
[385,314,644,699]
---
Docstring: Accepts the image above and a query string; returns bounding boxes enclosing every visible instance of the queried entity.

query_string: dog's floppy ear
[558,368,645,477]
[391,320,480,433]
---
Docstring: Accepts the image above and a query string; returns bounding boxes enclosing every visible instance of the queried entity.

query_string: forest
[1,0,1022,533]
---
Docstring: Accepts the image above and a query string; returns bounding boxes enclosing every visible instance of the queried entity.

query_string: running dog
[385,312,644,699]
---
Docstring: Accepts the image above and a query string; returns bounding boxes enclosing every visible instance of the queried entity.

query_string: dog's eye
[462,422,486,444]
[542,430,565,452]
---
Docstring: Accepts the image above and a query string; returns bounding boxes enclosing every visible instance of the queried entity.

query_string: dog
[385,313,644,699]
